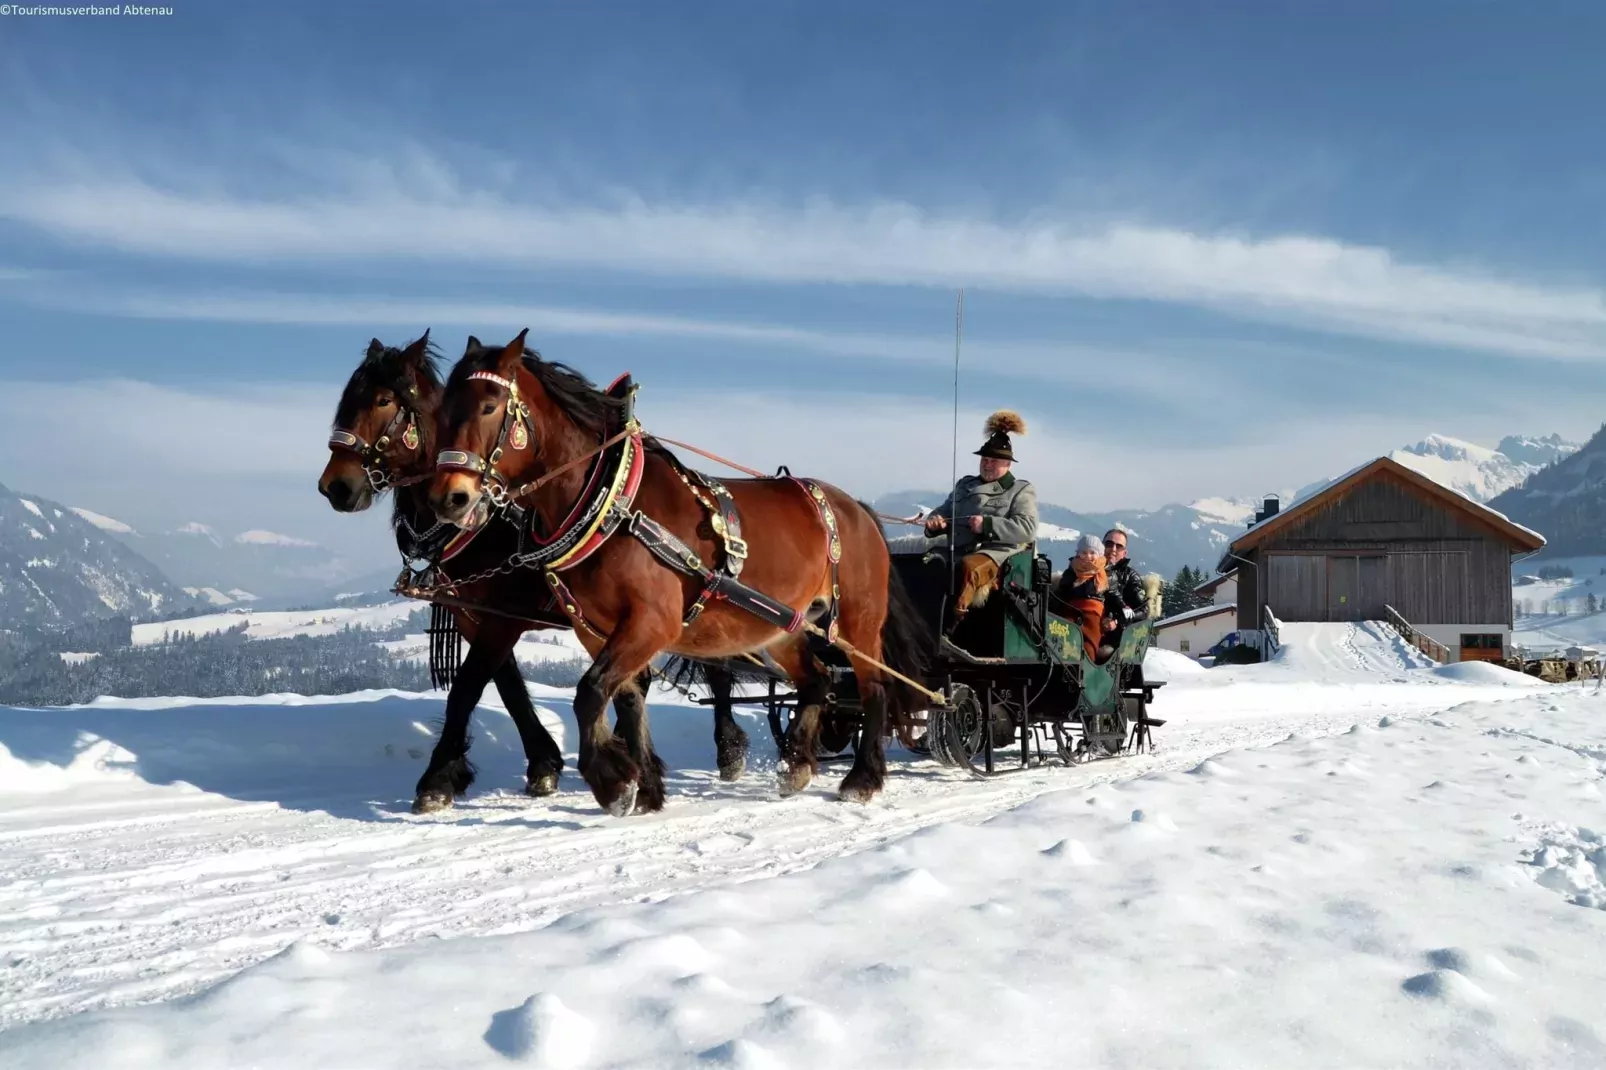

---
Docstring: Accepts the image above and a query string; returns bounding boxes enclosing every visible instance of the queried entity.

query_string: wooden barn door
[1327,556,1360,621]
[1327,555,1387,621]
[1356,555,1388,619]
[1265,553,1325,621]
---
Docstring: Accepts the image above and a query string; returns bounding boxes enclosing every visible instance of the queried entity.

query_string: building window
[1459,633,1502,650]
[1180,639,1190,652]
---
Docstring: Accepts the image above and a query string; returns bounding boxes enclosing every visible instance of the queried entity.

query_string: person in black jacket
[1101,528,1149,641]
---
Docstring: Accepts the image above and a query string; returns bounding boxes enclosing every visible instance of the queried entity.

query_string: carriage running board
[939,635,1007,665]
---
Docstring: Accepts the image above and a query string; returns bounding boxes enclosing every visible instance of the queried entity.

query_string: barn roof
[1155,602,1237,628]
[1195,569,1238,596]
[1226,455,1546,557]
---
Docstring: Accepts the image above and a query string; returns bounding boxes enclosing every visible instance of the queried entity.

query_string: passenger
[921,411,1039,629]
[1050,533,1121,662]
[1101,528,1149,642]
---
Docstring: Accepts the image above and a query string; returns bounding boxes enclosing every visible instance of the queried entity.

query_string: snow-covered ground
[130,600,424,646]
[1,623,1602,1066]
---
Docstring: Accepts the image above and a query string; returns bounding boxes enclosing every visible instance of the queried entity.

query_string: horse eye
[481,402,497,416]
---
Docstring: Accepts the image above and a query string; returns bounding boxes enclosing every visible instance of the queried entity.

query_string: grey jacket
[924,472,1040,566]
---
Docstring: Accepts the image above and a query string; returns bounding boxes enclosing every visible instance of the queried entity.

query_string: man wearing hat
[920,410,1039,628]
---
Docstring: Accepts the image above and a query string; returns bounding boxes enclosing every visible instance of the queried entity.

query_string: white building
[1194,569,1238,606]
[1154,602,1238,660]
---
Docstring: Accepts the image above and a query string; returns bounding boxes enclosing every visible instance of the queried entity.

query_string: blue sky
[2,1,1605,561]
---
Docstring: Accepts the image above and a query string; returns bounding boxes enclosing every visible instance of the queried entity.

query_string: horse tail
[855,500,938,719]
[657,653,776,691]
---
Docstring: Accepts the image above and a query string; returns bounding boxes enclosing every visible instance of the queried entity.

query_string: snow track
[0,638,1556,1032]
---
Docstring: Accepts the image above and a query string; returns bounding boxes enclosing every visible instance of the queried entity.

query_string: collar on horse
[435,372,646,571]
[328,387,422,492]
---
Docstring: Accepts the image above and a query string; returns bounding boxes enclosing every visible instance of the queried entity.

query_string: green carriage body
[889,545,1164,772]
[714,544,1165,776]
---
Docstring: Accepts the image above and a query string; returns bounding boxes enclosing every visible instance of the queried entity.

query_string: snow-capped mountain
[1385,433,1579,504]
[876,430,1580,580]
[1489,423,1606,559]
[1496,433,1578,468]
[72,514,354,603]
[0,483,200,628]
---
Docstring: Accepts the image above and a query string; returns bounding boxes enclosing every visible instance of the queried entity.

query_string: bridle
[435,369,533,510]
[328,381,425,492]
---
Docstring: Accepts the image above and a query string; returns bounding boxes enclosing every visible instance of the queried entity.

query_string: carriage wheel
[927,684,981,768]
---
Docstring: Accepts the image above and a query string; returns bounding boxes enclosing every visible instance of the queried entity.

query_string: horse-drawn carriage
[323,329,1166,815]
[694,541,1167,776]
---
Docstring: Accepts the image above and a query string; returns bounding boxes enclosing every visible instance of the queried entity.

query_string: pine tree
[1589,593,1599,615]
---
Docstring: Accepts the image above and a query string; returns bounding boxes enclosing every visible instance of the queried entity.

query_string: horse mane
[450,343,688,465]
[334,335,446,428]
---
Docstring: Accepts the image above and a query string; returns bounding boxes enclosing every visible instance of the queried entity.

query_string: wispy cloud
[5,174,1606,361]
[20,286,1235,410]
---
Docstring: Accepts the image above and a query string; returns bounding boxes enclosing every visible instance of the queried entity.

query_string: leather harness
[327,385,422,493]
[431,368,842,644]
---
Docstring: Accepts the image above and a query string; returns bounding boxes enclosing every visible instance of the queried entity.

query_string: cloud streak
[5,176,1606,360]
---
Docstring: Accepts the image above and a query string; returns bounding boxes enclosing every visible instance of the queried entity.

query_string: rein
[649,436,922,527]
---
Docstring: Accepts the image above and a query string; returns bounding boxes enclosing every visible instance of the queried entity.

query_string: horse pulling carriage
[318,328,1166,818]
[688,543,1167,776]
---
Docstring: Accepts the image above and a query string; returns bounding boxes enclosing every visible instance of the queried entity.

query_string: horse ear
[401,329,431,362]
[498,329,530,373]
[365,338,385,362]
[465,335,481,353]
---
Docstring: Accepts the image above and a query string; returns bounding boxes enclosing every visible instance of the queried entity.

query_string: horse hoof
[606,781,639,818]
[718,758,746,783]
[412,790,453,814]
[837,784,877,805]
[526,772,560,797]
[776,763,813,797]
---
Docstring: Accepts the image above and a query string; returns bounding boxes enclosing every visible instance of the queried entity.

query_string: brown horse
[318,333,571,811]
[427,331,932,815]
[318,334,756,813]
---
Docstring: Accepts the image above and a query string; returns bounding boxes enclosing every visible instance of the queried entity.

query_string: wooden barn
[1218,456,1546,662]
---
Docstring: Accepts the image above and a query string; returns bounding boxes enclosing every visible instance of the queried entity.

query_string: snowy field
[1,623,1603,1067]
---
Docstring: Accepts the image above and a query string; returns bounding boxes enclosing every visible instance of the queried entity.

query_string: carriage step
[939,636,1007,665]
[1138,716,1166,727]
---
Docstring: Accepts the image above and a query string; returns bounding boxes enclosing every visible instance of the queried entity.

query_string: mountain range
[1,428,1590,631]
[0,484,201,629]
[1489,424,1606,559]
[874,431,1582,581]
[67,510,356,607]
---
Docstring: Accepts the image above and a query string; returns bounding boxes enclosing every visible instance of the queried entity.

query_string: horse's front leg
[573,618,679,817]
[490,655,564,797]
[414,618,521,813]
[610,670,668,813]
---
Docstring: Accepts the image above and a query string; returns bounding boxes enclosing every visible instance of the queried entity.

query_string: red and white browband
[467,371,516,391]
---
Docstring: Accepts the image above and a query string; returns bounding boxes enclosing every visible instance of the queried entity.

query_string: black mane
[448,341,628,437]
[334,335,445,428]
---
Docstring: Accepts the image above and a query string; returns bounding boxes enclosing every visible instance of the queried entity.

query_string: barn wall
[1236,472,1517,627]
[1234,550,1261,632]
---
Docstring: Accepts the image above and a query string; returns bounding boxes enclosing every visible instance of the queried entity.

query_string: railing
[1262,606,1282,657]
[1384,604,1450,663]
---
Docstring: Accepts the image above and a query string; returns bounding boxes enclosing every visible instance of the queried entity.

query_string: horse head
[319,331,440,512]
[430,329,618,529]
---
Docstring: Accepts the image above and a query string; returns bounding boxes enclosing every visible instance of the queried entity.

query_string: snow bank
[4,688,1603,1068]
[1143,647,1207,677]
[1431,661,1549,687]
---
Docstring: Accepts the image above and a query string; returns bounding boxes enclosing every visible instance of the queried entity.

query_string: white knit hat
[1075,533,1103,555]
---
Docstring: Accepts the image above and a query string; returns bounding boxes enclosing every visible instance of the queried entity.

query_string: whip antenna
[948,289,964,615]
